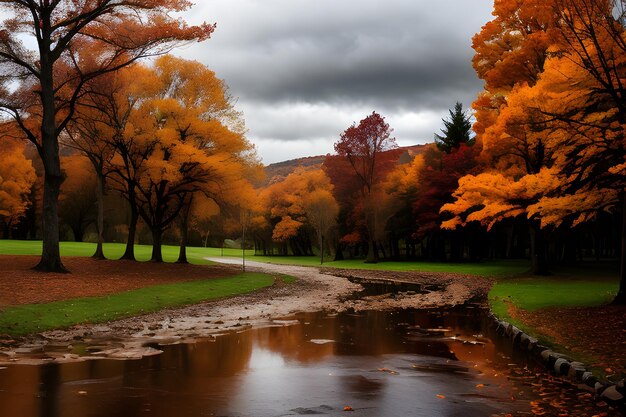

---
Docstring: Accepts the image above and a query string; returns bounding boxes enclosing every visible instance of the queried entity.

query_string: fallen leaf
[436,394,446,399]
[343,406,353,412]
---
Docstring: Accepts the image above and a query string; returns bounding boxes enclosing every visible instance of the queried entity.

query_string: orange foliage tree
[0,1,214,271]
[441,0,561,274]
[58,154,97,243]
[259,168,337,257]
[0,136,36,236]
[107,56,257,262]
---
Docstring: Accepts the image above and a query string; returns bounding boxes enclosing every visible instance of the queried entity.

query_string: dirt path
[0,258,489,363]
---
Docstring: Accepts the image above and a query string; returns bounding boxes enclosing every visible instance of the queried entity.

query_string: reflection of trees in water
[0,364,40,417]
[0,309,534,417]
[21,335,255,417]
[253,316,334,363]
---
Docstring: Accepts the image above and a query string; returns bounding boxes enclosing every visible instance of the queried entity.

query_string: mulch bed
[513,304,626,382]
[0,255,240,307]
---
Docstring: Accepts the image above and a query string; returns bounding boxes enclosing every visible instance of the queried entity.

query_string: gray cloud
[177,0,494,163]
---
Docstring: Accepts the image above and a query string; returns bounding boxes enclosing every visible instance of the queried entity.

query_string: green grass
[0,240,253,264]
[0,272,274,336]
[249,255,530,277]
[488,267,620,372]
[490,277,618,325]
[278,274,298,284]
[0,239,530,276]
[489,260,619,323]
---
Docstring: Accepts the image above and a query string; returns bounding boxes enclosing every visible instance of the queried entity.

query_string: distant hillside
[264,143,430,184]
[264,155,327,184]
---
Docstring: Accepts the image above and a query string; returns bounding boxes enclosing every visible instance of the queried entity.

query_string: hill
[263,144,429,184]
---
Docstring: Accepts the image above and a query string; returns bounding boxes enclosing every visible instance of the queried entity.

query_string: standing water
[0,308,622,417]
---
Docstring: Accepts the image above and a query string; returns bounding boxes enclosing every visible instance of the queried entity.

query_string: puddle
[346,277,438,299]
[0,309,622,417]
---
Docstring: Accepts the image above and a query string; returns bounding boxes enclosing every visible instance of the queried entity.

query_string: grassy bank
[0,272,275,336]
[488,263,620,372]
[490,278,618,326]
[489,261,619,327]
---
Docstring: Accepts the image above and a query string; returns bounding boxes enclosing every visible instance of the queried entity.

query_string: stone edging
[487,312,625,404]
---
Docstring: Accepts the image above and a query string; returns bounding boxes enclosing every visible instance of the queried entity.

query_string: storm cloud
[178,0,494,163]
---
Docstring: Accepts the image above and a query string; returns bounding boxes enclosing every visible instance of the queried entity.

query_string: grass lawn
[0,272,275,336]
[488,264,620,373]
[0,239,531,276]
[0,240,253,264]
[247,255,531,277]
[490,277,618,325]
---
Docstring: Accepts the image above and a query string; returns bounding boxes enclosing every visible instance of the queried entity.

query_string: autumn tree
[438,0,562,273]
[102,65,160,261]
[333,112,397,263]
[108,56,257,262]
[532,0,626,300]
[471,0,557,151]
[259,168,336,256]
[0,136,36,237]
[434,102,474,154]
[59,154,97,242]
[304,189,339,264]
[0,1,214,271]
[64,71,122,259]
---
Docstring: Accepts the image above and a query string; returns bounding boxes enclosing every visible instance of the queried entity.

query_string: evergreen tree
[434,102,474,154]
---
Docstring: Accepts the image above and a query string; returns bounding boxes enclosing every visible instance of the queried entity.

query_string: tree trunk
[530,223,550,276]
[613,195,626,305]
[151,227,163,262]
[35,54,67,273]
[334,241,344,261]
[72,223,84,242]
[121,202,138,260]
[35,170,67,272]
[177,199,192,264]
[365,236,378,263]
[364,209,378,263]
[92,172,106,260]
[319,232,324,265]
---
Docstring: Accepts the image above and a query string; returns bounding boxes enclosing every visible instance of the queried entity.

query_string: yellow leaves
[260,168,338,242]
[0,138,36,224]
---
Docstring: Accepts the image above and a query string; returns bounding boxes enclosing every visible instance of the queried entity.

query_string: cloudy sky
[177,1,495,164]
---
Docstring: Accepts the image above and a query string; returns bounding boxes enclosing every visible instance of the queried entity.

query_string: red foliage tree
[332,112,398,262]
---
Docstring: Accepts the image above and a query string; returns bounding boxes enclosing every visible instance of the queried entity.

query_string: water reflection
[0,309,621,417]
